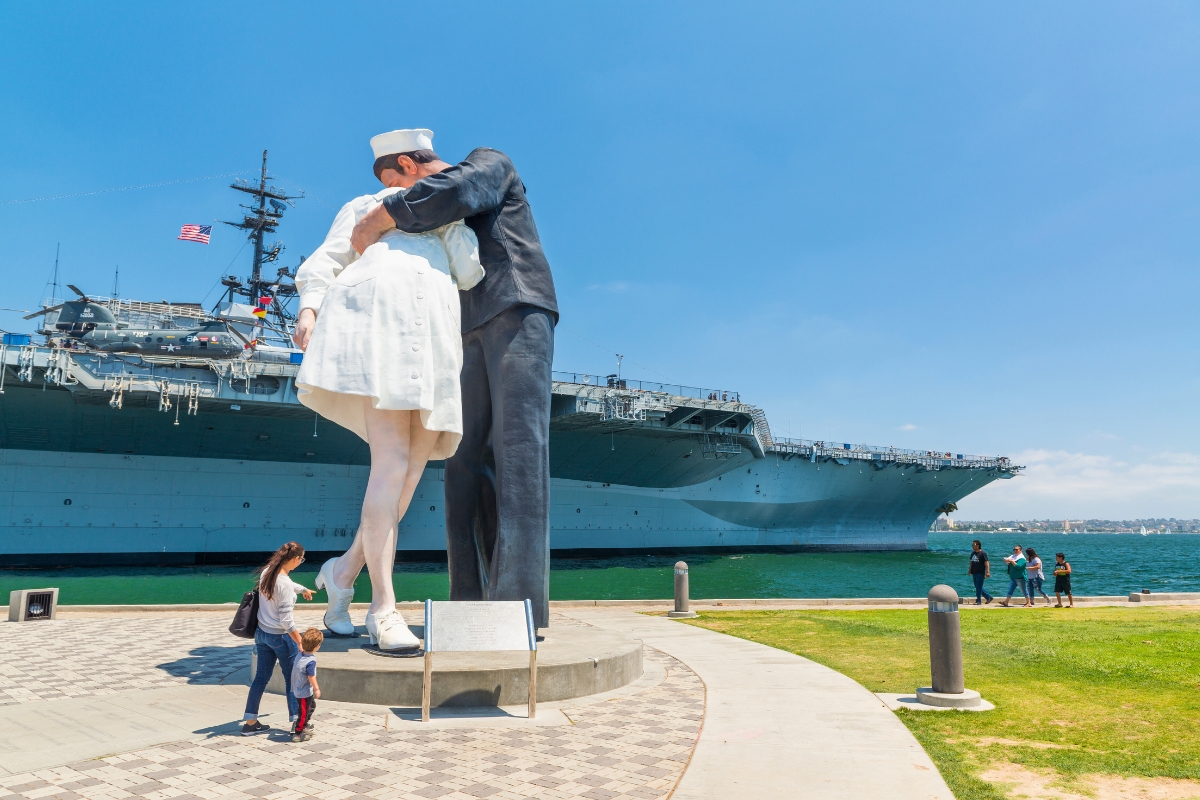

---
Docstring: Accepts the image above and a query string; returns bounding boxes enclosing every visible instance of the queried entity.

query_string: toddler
[291,627,323,742]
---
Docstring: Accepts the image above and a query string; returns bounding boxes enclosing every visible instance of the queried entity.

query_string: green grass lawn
[686,607,1200,799]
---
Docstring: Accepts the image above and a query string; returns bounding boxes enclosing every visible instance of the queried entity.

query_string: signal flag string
[0,170,255,206]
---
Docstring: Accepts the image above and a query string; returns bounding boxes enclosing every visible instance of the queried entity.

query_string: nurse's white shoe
[315,557,355,636]
[365,610,421,651]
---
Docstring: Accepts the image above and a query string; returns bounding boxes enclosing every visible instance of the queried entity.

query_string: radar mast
[217,150,303,342]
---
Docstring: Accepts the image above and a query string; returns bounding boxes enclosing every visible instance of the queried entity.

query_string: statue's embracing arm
[382,148,514,233]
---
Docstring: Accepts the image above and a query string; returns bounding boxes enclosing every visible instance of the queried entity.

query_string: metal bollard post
[915,584,983,708]
[926,584,964,694]
[666,561,697,618]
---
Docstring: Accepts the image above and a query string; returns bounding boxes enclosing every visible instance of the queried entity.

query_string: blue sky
[1,2,1197,518]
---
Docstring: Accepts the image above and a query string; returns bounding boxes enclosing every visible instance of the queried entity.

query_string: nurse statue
[292,129,483,651]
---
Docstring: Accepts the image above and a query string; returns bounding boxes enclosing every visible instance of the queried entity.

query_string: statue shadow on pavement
[157,644,253,684]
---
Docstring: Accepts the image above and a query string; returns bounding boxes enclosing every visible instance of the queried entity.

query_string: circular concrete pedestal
[254,623,643,708]
[915,687,982,708]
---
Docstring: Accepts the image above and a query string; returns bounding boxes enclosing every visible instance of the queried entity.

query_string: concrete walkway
[562,609,955,800]
[36,593,1200,615]
[0,684,248,775]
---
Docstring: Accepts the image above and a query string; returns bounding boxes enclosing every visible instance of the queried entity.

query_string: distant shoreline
[936,521,1198,534]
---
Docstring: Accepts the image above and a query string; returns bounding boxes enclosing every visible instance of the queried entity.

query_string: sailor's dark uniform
[383,148,558,627]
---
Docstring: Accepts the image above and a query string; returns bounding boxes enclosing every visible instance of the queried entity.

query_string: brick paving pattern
[0,616,251,706]
[0,613,704,799]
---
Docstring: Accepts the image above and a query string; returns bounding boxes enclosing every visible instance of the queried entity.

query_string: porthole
[63,498,72,506]
[430,506,436,511]
[243,502,250,508]
[157,337,163,343]
[576,508,581,513]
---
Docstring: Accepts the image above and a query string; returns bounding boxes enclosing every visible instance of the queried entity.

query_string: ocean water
[1,533,1195,606]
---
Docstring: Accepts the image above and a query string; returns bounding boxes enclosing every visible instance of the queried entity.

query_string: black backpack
[229,588,260,639]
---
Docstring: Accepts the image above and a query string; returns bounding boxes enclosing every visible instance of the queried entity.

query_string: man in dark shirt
[968,539,992,605]
[352,131,558,627]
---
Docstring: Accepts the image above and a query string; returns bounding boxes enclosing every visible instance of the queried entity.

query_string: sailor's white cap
[370,128,434,159]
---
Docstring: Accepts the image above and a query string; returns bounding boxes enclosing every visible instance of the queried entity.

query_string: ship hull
[0,370,1012,565]
[0,445,995,565]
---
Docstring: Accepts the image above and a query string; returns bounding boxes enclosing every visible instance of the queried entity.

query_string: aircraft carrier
[0,156,1020,566]
[0,348,1019,565]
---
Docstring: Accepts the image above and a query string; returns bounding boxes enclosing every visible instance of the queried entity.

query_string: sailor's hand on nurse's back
[351,203,396,254]
[293,308,317,351]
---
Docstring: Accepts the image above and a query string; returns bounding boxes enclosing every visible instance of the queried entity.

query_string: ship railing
[109,298,210,322]
[768,436,1017,470]
[552,371,739,403]
[210,359,300,379]
[36,294,211,324]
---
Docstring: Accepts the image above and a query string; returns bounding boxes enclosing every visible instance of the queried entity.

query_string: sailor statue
[352,130,559,632]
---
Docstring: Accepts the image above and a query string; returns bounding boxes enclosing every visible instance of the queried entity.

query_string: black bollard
[926,584,964,694]
[666,561,698,618]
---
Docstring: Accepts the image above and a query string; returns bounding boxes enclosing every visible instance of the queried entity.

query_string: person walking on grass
[1000,544,1030,607]
[1026,547,1051,605]
[1054,553,1074,607]
[968,540,993,604]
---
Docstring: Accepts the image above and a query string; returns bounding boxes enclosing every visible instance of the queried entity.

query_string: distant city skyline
[1,2,1196,518]
[941,518,1199,533]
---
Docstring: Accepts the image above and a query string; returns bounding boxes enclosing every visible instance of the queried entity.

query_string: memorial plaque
[426,600,535,653]
[421,599,538,721]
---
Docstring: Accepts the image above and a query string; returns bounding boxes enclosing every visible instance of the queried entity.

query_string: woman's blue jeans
[244,629,299,722]
[972,573,992,603]
[1029,575,1049,600]
[1006,576,1027,600]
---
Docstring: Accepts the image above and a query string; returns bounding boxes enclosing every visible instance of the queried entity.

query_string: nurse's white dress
[294,187,483,460]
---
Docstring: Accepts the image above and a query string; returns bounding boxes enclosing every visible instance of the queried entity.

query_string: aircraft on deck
[24,285,245,358]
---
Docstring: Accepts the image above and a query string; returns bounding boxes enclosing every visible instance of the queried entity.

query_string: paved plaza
[0,612,701,800]
[0,608,956,799]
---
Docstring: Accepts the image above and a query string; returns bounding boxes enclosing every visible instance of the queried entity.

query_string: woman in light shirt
[1025,547,1051,605]
[242,541,313,736]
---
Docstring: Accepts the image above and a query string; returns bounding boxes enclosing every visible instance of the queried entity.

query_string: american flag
[178,224,212,244]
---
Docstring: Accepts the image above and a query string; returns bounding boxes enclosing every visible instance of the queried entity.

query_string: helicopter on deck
[24,285,245,358]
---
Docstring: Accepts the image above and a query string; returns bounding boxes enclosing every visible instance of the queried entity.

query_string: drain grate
[24,591,53,620]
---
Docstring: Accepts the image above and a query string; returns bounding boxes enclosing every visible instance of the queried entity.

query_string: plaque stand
[420,598,538,722]
[528,648,537,720]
